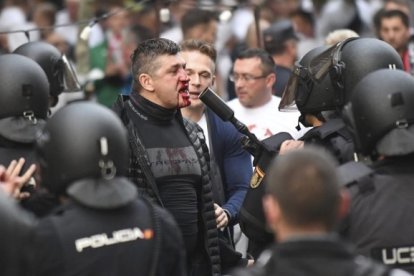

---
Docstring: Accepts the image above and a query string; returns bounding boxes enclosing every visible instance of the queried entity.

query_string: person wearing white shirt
[227,48,307,141]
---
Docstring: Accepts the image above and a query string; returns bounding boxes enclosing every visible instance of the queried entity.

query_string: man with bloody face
[113,38,221,276]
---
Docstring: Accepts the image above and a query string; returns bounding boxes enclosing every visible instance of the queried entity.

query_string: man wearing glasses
[227,48,306,141]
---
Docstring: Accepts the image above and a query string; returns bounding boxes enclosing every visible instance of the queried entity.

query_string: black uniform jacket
[32,199,186,276]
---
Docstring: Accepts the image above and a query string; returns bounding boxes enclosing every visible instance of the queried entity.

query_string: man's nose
[179,69,190,81]
[191,74,201,86]
[234,78,245,89]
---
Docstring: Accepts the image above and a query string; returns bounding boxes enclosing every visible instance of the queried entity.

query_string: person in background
[227,48,305,141]
[180,39,253,272]
[375,9,413,75]
[263,20,299,98]
[324,28,359,45]
[89,4,130,107]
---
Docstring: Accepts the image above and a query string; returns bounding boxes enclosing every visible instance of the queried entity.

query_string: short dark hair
[130,38,180,92]
[181,9,218,37]
[180,39,217,64]
[290,8,315,29]
[266,147,340,230]
[235,48,275,75]
[376,9,410,31]
[384,0,411,7]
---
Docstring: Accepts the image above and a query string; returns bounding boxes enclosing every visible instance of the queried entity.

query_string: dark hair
[290,8,315,29]
[384,0,411,7]
[266,147,340,230]
[376,9,410,31]
[180,39,217,63]
[130,38,180,92]
[235,48,275,75]
[181,9,218,37]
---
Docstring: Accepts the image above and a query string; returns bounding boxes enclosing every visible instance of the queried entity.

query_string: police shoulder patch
[250,167,265,189]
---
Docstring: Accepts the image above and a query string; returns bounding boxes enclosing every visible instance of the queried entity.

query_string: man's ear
[263,194,280,232]
[338,189,350,220]
[266,72,276,88]
[138,73,155,92]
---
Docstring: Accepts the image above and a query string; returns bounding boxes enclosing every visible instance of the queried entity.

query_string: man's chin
[187,100,204,110]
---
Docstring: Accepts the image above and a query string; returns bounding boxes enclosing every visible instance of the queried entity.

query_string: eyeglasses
[229,73,268,82]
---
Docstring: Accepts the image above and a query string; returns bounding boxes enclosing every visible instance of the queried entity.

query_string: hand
[0,158,36,200]
[214,203,229,229]
[279,140,304,155]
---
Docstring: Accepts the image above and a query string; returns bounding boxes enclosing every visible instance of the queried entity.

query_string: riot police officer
[339,69,414,274]
[237,37,405,259]
[32,102,186,276]
[0,53,59,217]
[279,37,404,163]
[13,41,81,108]
[232,147,400,276]
[0,54,49,172]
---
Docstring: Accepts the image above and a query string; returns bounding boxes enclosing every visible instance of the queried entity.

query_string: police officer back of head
[343,69,414,160]
[14,41,81,108]
[339,69,414,274]
[278,38,404,164]
[0,53,49,170]
[33,102,186,276]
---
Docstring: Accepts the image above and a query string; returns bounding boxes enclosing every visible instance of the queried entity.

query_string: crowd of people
[2,0,414,275]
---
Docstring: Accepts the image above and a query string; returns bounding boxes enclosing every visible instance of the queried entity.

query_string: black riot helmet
[279,45,337,116]
[280,38,403,114]
[13,41,81,99]
[36,102,136,209]
[0,54,49,121]
[343,69,414,158]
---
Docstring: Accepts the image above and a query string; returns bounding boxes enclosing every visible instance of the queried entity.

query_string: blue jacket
[206,108,252,224]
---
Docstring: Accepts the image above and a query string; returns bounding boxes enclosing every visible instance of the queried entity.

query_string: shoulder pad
[316,118,346,139]
[262,132,293,151]
[337,161,374,188]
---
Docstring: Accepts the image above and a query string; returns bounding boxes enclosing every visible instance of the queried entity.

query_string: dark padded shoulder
[337,161,374,188]
[301,118,346,141]
[262,132,293,150]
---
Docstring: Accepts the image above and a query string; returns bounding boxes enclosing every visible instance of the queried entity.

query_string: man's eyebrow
[169,62,186,71]
[199,70,212,75]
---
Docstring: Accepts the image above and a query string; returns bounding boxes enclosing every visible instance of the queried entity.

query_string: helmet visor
[61,54,81,92]
[308,43,338,82]
[279,65,302,111]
